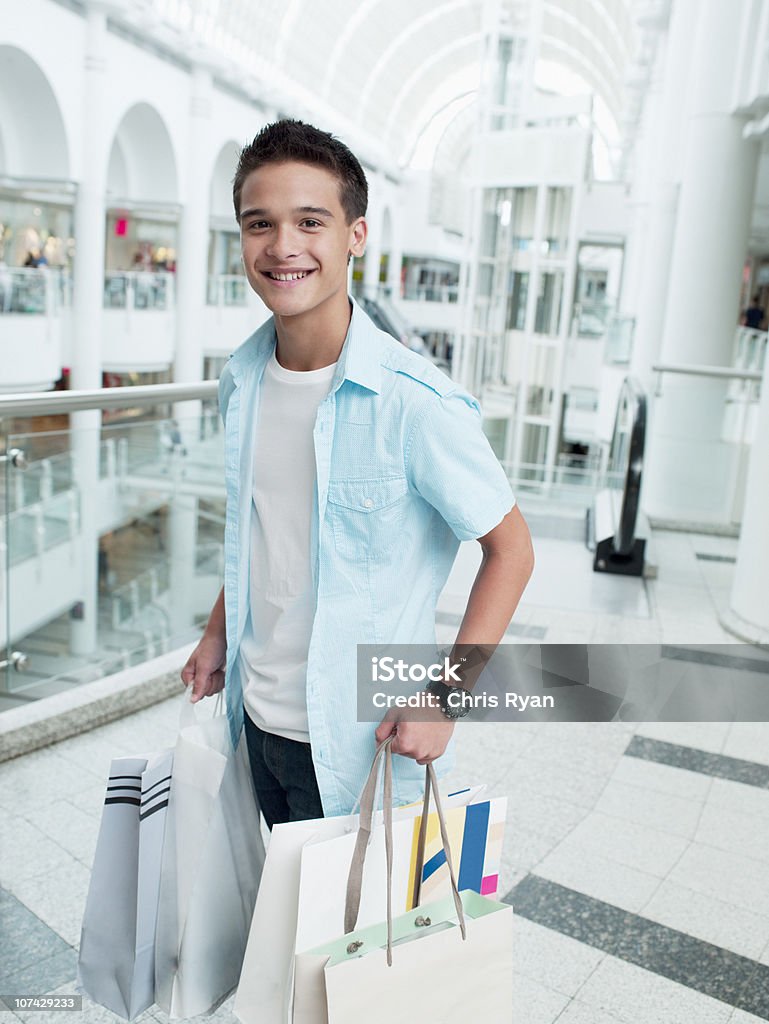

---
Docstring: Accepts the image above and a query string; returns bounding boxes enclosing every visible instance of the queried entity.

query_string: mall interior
[2,0,769,1021]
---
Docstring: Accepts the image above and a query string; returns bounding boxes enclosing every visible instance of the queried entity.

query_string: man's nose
[266,226,300,260]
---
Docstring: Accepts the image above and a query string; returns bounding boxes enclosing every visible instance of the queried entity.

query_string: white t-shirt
[240,351,336,743]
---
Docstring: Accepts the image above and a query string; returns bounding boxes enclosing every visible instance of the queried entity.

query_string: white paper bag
[294,891,513,1024]
[77,749,173,1020]
[292,743,513,1024]
[154,707,265,1018]
[234,784,491,1024]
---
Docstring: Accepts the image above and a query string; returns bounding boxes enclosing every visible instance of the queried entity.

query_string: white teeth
[269,271,310,281]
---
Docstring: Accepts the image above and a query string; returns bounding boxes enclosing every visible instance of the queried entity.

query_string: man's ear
[349,217,367,258]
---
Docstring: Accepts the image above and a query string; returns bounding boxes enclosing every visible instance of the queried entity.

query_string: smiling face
[238,161,366,325]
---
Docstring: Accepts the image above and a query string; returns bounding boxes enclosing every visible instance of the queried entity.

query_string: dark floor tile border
[503,874,769,1019]
[435,611,547,639]
[626,735,769,789]
[661,644,769,675]
[695,552,737,564]
[0,889,75,993]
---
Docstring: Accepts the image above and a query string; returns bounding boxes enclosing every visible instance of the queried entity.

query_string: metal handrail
[0,381,219,418]
[652,362,762,382]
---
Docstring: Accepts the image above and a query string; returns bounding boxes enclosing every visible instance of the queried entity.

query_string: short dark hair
[233,119,368,225]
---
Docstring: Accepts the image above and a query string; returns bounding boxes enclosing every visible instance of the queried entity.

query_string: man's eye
[302,219,321,228]
[247,221,269,230]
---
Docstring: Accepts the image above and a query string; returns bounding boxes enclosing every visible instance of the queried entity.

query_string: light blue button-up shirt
[219,298,515,816]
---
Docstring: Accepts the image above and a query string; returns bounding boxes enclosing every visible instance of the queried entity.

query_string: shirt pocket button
[362,498,374,509]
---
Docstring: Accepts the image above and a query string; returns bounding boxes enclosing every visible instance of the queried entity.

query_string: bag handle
[179,687,225,730]
[343,739,466,966]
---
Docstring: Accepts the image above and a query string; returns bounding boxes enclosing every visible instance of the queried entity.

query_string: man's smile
[261,268,317,285]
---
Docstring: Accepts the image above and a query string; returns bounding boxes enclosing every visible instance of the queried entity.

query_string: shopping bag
[293,741,513,1023]
[294,792,506,952]
[154,696,266,1019]
[234,772,502,1024]
[77,748,173,1020]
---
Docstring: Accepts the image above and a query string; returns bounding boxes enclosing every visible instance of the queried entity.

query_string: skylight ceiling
[150,0,638,168]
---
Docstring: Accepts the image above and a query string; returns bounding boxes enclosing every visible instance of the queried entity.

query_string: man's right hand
[181,631,227,703]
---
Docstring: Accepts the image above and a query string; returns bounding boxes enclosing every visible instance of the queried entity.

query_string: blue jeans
[243,709,324,830]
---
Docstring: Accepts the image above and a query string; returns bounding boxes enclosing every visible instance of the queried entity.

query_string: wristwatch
[425,677,472,720]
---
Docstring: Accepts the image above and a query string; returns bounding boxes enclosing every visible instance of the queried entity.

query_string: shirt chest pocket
[326,477,409,561]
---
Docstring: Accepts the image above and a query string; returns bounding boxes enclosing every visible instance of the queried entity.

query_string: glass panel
[506,271,528,329]
[2,268,49,314]
[511,187,536,253]
[519,423,549,481]
[401,257,459,302]
[526,344,557,415]
[133,273,170,310]
[535,271,564,336]
[1,408,224,707]
[104,273,128,308]
[604,315,635,364]
[207,275,247,306]
[543,187,571,256]
[479,190,501,259]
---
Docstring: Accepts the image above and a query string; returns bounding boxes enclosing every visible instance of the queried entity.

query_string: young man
[182,120,534,827]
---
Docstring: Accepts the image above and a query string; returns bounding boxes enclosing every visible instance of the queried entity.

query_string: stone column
[168,61,213,641]
[642,0,761,523]
[69,0,116,656]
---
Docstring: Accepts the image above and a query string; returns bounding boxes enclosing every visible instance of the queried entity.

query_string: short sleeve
[405,389,516,541]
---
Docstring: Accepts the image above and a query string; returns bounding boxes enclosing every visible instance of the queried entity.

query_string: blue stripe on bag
[422,848,447,881]
[457,801,489,892]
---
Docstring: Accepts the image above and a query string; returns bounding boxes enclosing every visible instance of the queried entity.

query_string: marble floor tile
[575,956,733,1024]
[639,879,769,961]
[593,779,704,838]
[512,916,606,997]
[532,849,662,915]
[511,971,571,1024]
[667,843,769,918]
[556,811,690,878]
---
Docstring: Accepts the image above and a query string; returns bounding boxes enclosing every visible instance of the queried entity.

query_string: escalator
[586,377,647,576]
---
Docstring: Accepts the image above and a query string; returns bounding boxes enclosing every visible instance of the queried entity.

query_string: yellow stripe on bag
[407,808,467,908]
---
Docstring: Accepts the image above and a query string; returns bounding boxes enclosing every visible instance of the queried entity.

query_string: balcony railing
[206,274,247,307]
[0,267,67,315]
[103,271,175,311]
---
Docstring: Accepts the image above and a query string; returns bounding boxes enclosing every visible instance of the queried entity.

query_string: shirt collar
[331,296,382,395]
[228,295,382,395]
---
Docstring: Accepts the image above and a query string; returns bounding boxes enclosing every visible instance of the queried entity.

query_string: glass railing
[103,271,175,311]
[649,360,763,525]
[206,274,248,307]
[571,301,611,338]
[0,381,221,707]
[0,267,66,315]
[402,284,459,303]
[603,314,636,365]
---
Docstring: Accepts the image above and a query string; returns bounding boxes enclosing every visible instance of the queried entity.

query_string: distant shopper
[742,293,765,329]
[181,119,534,828]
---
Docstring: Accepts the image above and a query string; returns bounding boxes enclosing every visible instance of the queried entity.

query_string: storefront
[0,179,75,269]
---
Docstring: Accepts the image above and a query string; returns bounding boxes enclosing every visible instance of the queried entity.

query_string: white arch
[210,140,242,220]
[354,0,477,122]
[320,0,387,100]
[0,45,69,179]
[383,34,482,144]
[106,102,179,205]
[543,3,626,107]
[539,35,622,119]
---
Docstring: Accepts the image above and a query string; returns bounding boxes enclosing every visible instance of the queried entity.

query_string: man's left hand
[375,705,455,765]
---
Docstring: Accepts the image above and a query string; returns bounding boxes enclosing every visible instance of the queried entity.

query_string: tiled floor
[1,521,768,1023]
